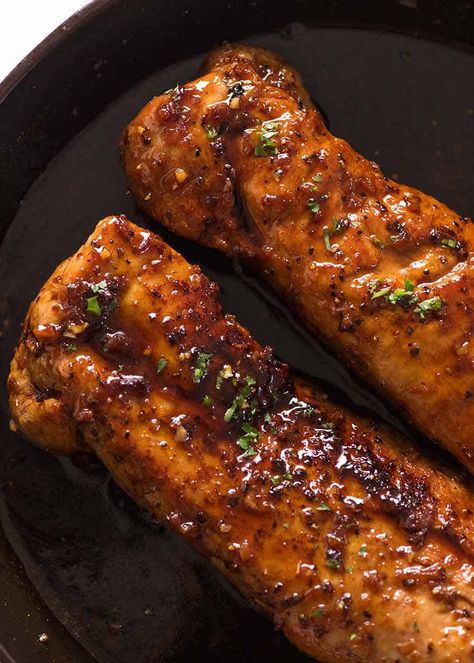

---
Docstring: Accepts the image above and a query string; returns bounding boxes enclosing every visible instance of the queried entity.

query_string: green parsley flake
[322,217,346,251]
[358,544,368,557]
[86,295,101,315]
[316,502,331,512]
[202,394,213,408]
[441,238,457,249]
[311,608,323,618]
[323,227,332,251]
[193,352,212,383]
[387,278,418,306]
[325,558,341,569]
[312,174,323,183]
[414,296,443,319]
[254,122,279,157]
[270,472,292,486]
[370,284,391,300]
[156,357,167,374]
[90,280,107,294]
[204,125,218,139]
[65,343,77,353]
[308,199,320,214]
[224,376,256,422]
[369,234,384,248]
[237,422,258,457]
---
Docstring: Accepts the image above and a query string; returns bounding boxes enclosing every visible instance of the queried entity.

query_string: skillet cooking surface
[0,16,473,663]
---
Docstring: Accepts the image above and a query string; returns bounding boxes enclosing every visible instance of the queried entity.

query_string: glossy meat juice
[122,43,474,473]
[9,216,474,662]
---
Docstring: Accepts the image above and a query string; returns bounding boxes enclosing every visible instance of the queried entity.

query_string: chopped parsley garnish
[156,356,167,374]
[86,295,101,315]
[369,234,384,248]
[320,422,334,430]
[311,608,323,618]
[386,278,418,306]
[323,227,332,251]
[414,296,443,319]
[237,422,258,457]
[254,122,279,157]
[441,238,456,249]
[358,544,368,557]
[65,343,77,353]
[312,174,323,183]
[264,412,278,434]
[202,394,213,408]
[325,558,341,569]
[224,376,256,422]
[308,199,320,214]
[316,502,331,512]
[90,280,107,294]
[106,299,118,314]
[346,566,353,574]
[270,472,292,485]
[204,125,218,139]
[193,352,212,383]
[368,279,443,318]
[86,281,117,317]
[369,282,391,300]
[323,217,346,251]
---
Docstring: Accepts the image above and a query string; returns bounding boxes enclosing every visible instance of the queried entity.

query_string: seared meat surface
[121,44,474,472]
[9,215,474,662]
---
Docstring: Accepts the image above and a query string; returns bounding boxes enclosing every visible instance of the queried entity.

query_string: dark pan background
[0,1,473,661]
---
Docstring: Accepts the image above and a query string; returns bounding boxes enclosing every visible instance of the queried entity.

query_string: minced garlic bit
[9,419,17,432]
[175,168,188,184]
[144,192,152,201]
[136,126,145,134]
[65,321,89,337]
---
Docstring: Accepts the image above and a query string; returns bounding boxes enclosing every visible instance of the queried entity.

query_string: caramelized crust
[121,43,474,472]
[9,216,474,662]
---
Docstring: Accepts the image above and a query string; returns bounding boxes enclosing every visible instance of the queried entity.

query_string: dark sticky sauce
[0,25,473,663]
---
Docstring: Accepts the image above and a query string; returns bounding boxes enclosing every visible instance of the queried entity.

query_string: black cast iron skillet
[0,1,473,661]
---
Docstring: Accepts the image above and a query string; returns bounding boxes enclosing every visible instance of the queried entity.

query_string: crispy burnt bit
[122,42,474,475]
[9,215,474,663]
